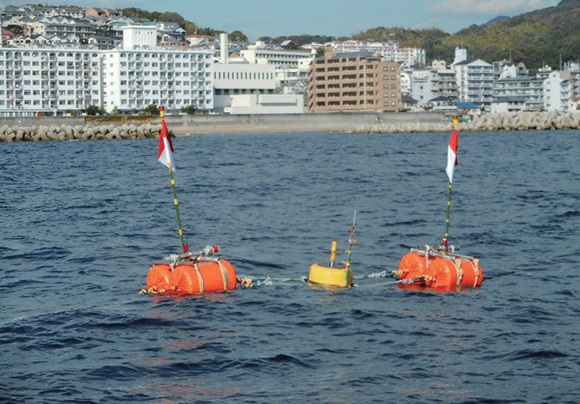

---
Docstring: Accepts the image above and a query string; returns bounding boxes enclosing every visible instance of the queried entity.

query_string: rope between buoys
[237,276,308,288]
[353,270,397,280]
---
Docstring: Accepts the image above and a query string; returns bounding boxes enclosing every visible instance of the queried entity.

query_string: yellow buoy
[308,263,353,288]
[308,239,354,288]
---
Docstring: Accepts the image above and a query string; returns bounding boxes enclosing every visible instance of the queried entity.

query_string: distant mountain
[353,0,580,68]
[484,16,509,26]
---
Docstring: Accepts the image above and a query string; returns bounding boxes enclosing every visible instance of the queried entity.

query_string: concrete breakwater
[0,122,162,142]
[348,111,580,133]
[1,111,579,143]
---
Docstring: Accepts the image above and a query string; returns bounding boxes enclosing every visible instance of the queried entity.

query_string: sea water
[1,130,579,403]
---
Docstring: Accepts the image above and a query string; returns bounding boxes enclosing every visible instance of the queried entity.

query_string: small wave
[510,349,569,361]
[234,257,287,270]
[90,316,172,330]
[2,246,71,261]
[86,364,149,381]
[558,210,580,218]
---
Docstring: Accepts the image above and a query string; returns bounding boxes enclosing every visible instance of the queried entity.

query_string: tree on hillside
[229,30,248,43]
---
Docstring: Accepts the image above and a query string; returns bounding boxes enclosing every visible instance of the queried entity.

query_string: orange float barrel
[428,256,459,291]
[172,260,237,294]
[396,247,483,291]
[146,263,174,293]
[397,252,429,283]
[145,246,238,295]
[457,257,483,288]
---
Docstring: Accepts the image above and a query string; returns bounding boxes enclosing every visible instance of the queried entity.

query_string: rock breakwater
[0,122,163,142]
[1,112,579,142]
[349,112,580,133]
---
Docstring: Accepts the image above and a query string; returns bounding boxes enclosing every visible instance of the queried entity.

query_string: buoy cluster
[0,123,164,142]
[144,246,238,295]
[144,109,483,296]
[394,245,483,292]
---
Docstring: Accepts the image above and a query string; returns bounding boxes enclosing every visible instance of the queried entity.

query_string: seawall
[1,112,579,143]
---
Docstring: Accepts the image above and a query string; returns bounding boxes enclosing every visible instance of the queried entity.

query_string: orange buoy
[395,246,483,291]
[458,257,483,288]
[145,246,237,295]
[172,260,237,294]
[146,263,174,293]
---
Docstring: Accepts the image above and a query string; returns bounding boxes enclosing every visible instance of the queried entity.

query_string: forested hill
[118,0,580,68]
[352,0,580,68]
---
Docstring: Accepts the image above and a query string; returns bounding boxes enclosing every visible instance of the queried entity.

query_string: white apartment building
[240,42,315,94]
[411,68,439,106]
[101,49,213,113]
[28,17,97,39]
[492,76,544,112]
[453,56,493,109]
[331,40,425,68]
[400,70,412,95]
[101,26,213,113]
[543,71,572,112]
[0,26,215,116]
[0,47,102,116]
[241,42,315,68]
[431,60,458,100]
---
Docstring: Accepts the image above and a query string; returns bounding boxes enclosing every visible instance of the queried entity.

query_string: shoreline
[1,111,579,142]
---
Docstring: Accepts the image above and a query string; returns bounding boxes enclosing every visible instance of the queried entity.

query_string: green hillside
[118,0,580,68]
[353,0,580,68]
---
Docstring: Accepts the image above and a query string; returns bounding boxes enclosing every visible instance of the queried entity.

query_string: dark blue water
[1,130,579,403]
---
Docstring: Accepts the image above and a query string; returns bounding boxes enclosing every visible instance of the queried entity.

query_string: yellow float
[308,198,358,289]
[308,239,354,288]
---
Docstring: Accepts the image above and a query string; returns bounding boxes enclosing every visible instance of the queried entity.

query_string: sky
[3,0,561,40]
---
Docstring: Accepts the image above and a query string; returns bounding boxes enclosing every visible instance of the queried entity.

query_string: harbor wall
[1,112,579,142]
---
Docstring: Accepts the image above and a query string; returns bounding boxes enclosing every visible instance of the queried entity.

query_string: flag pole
[159,106,189,254]
[345,196,358,270]
[442,115,459,253]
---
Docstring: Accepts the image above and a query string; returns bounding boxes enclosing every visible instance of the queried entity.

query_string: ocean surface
[1,129,579,403]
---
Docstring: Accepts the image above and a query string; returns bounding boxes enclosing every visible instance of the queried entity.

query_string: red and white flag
[157,120,175,171]
[445,129,458,183]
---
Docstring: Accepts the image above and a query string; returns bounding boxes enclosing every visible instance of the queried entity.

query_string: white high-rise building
[101,48,214,113]
[492,76,544,112]
[0,48,103,116]
[331,40,426,68]
[0,26,215,116]
[451,48,493,109]
[240,41,315,94]
[411,68,439,106]
[543,71,572,112]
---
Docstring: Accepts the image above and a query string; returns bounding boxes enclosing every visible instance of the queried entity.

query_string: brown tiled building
[307,51,402,113]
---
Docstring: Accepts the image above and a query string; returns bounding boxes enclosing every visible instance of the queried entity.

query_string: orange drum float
[394,245,483,292]
[145,245,238,295]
